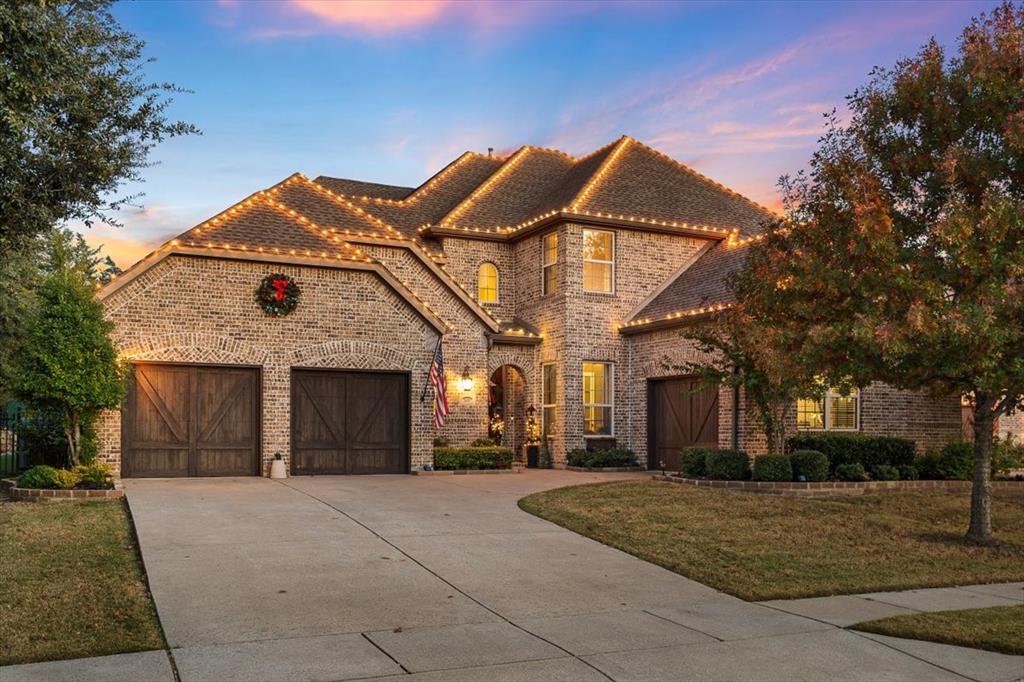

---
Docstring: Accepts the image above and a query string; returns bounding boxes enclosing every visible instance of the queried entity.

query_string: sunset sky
[83,0,997,268]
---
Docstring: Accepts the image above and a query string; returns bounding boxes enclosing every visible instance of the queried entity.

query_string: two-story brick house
[96,136,962,477]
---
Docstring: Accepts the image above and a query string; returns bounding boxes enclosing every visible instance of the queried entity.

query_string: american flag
[428,339,448,429]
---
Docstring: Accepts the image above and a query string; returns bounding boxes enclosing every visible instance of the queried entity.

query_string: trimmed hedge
[705,449,750,480]
[17,465,60,489]
[917,441,973,480]
[835,462,869,481]
[433,446,513,470]
[787,433,915,474]
[871,464,900,481]
[679,447,710,477]
[790,450,829,482]
[752,454,792,482]
[567,447,637,468]
[898,464,919,481]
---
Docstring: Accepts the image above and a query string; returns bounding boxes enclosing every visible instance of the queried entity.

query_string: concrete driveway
[125,472,1021,681]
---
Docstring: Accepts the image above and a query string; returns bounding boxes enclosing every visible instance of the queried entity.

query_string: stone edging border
[566,466,644,472]
[412,469,519,476]
[652,474,1024,497]
[1,478,125,502]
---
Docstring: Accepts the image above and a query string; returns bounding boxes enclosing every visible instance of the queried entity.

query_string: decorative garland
[256,273,300,317]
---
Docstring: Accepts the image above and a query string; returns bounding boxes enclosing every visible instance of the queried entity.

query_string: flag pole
[421,336,443,403]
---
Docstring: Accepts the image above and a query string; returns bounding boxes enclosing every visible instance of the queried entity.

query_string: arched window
[478,262,499,303]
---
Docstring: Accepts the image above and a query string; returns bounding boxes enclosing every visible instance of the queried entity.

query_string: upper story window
[542,232,559,296]
[477,262,499,304]
[582,229,615,293]
[542,363,556,437]
[797,387,860,431]
[582,361,613,436]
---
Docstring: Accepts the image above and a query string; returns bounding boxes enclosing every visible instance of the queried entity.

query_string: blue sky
[83,0,998,267]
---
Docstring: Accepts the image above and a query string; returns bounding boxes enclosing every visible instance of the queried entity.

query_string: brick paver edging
[2,477,125,502]
[653,474,1024,497]
[566,466,644,472]
[411,469,520,476]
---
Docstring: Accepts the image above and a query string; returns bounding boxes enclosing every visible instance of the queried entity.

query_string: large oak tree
[743,2,1023,543]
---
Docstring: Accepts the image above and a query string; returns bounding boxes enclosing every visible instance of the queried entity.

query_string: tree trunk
[65,414,82,468]
[967,393,996,544]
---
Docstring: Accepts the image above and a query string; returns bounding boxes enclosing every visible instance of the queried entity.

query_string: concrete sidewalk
[4,472,1022,682]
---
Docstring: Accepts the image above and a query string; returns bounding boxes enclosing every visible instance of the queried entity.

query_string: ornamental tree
[15,269,125,466]
[744,2,1024,543]
[678,303,814,455]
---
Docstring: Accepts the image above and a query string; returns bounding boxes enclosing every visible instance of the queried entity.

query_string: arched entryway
[488,364,534,457]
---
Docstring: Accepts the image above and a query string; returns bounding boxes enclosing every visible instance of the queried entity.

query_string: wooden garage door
[648,376,719,471]
[291,370,409,475]
[123,364,259,477]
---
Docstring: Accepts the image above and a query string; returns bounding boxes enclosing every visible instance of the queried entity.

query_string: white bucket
[270,458,288,479]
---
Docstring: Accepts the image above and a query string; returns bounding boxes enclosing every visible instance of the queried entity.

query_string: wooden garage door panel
[124,364,258,478]
[291,370,409,475]
[648,377,719,471]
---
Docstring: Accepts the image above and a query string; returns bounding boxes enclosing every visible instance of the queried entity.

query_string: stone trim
[3,479,125,502]
[566,466,643,472]
[411,469,519,475]
[654,475,1024,497]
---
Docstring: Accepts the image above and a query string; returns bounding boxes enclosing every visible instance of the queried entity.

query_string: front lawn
[0,501,165,665]
[518,481,1024,601]
[854,605,1024,655]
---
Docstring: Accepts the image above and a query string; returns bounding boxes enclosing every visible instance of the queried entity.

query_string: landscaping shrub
[16,409,70,469]
[918,441,973,480]
[752,454,792,482]
[993,436,1024,477]
[567,447,637,468]
[51,469,80,489]
[678,447,711,477]
[16,465,59,489]
[871,464,900,481]
[786,433,915,474]
[73,463,113,488]
[432,446,513,470]
[898,465,919,480]
[471,437,499,447]
[432,436,449,448]
[704,449,750,480]
[789,450,829,482]
[835,462,869,481]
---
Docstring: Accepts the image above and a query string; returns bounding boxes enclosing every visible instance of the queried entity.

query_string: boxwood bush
[917,441,973,480]
[432,446,514,470]
[871,464,900,481]
[678,447,711,477]
[705,449,750,480]
[567,447,637,468]
[786,433,915,474]
[898,464,919,480]
[752,454,793,482]
[17,465,60,489]
[789,450,829,482]
[835,462,869,481]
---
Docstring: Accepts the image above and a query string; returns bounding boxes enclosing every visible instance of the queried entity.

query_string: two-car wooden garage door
[122,364,409,477]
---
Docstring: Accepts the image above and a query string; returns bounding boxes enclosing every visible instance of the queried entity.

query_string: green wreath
[256,273,300,317]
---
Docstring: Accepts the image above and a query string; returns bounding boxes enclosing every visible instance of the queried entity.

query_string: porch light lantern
[458,368,475,392]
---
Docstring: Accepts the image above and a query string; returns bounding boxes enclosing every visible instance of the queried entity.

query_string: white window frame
[477,262,499,304]
[582,228,615,294]
[582,361,614,437]
[542,232,558,296]
[541,362,556,437]
[796,387,861,432]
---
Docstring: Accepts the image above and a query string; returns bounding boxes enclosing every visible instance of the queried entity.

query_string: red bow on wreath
[271,277,289,302]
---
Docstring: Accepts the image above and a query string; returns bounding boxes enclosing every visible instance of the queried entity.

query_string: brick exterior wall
[99,254,446,475]
[623,324,963,459]
[998,409,1024,442]
[440,237,516,324]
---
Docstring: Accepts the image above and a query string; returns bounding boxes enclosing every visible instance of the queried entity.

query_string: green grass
[854,605,1024,655]
[519,480,1024,601]
[0,500,165,665]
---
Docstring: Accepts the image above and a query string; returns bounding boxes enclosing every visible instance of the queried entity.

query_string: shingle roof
[632,241,751,322]
[314,177,413,200]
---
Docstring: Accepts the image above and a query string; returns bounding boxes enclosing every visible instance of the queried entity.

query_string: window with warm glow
[797,387,859,431]
[582,229,614,293]
[542,232,558,296]
[582,362,613,436]
[477,262,498,303]
[542,363,556,437]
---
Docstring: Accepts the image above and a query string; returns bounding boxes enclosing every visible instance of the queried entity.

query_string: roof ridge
[438,146,535,227]
[345,151,493,207]
[257,192,372,261]
[569,135,632,212]
[296,175,409,240]
[628,137,780,218]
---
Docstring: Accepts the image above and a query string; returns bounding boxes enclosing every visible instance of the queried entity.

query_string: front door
[648,376,719,470]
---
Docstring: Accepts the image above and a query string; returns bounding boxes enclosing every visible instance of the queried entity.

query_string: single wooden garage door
[123,364,259,477]
[291,370,409,475]
[648,376,719,471]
